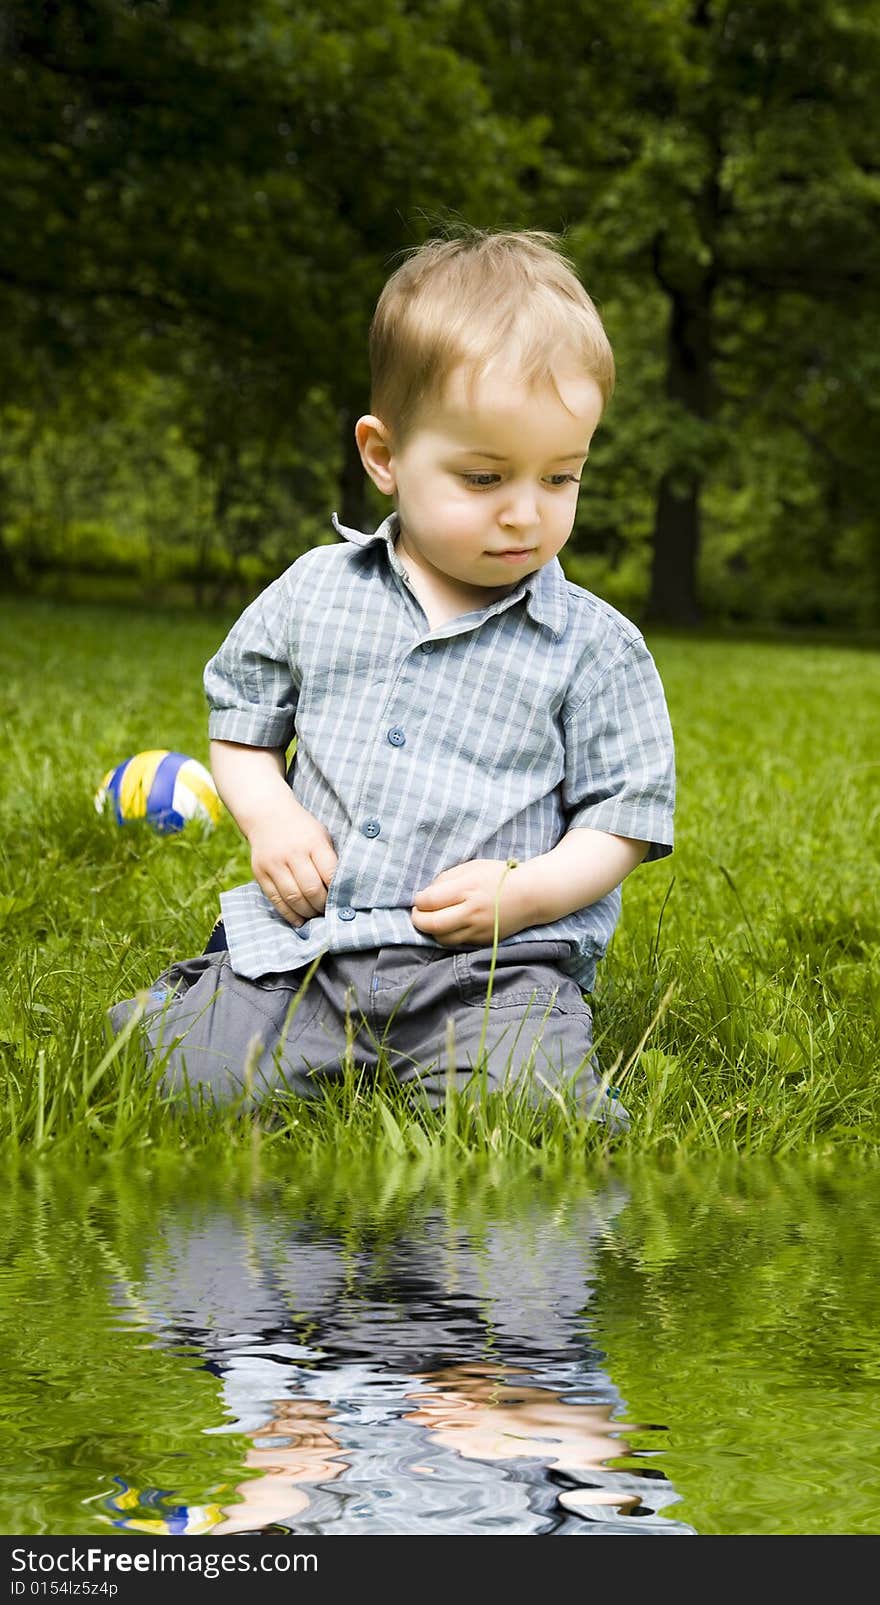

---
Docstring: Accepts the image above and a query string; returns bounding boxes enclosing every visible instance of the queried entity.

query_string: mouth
[489,548,536,561]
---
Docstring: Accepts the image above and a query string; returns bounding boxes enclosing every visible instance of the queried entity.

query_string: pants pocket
[454,941,588,1014]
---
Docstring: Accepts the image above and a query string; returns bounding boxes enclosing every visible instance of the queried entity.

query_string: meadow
[1,595,878,1160]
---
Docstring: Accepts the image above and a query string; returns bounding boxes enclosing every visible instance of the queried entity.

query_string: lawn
[1,596,877,1157]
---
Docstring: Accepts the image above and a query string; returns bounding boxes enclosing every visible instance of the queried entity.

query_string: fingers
[419,928,468,948]
[311,837,339,889]
[289,854,329,918]
[411,902,469,939]
[412,919,473,948]
[254,854,328,924]
[414,880,466,911]
[258,872,307,927]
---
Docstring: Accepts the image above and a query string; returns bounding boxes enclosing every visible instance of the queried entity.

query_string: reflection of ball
[104,1477,224,1534]
[95,750,221,833]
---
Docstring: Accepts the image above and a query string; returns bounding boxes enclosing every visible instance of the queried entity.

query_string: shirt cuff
[565,800,674,861]
[208,708,296,747]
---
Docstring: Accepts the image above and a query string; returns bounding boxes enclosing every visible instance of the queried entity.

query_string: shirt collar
[330,510,568,640]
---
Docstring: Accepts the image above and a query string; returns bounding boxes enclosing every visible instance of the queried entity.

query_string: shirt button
[338,906,356,921]
[387,727,406,747]
[419,641,434,654]
[361,818,381,838]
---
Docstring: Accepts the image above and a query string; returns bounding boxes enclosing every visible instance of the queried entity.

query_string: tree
[0,0,538,548]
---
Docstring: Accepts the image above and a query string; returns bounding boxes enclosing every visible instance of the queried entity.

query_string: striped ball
[95,749,221,833]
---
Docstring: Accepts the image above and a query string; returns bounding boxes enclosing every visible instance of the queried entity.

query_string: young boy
[110,229,675,1129]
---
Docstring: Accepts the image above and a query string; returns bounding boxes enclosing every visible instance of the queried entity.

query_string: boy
[110,229,675,1129]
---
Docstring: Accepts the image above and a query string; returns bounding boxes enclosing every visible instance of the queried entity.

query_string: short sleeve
[561,636,675,862]
[204,568,299,748]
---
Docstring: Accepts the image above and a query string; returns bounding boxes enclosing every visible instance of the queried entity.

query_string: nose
[499,481,540,531]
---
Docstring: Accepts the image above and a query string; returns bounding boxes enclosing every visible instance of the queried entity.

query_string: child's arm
[512,828,649,923]
[411,831,646,947]
[211,740,338,926]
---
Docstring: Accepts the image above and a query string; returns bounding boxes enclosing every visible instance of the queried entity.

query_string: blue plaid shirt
[205,510,675,988]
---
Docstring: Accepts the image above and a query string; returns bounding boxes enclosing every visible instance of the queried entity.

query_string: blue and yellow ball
[95,749,221,833]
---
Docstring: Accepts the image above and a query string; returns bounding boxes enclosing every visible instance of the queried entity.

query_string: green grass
[0,596,878,1158]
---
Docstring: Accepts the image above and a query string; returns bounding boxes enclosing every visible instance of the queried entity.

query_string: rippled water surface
[2,1156,879,1535]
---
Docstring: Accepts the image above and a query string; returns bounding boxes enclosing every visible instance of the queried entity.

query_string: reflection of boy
[111,229,674,1121]
[105,1200,693,1535]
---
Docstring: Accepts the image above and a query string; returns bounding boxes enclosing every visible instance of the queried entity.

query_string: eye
[461,472,581,490]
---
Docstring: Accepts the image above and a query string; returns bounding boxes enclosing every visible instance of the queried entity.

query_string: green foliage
[1,1,878,621]
[0,371,341,603]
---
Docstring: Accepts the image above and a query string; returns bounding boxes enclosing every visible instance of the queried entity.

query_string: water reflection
[5,1156,880,1535]
[102,1193,694,1536]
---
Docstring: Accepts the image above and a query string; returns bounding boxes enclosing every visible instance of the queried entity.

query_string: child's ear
[355,415,396,495]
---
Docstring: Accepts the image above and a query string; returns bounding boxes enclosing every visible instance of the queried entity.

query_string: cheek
[405,477,473,520]
[434,494,489,536]
[551,493,579,528]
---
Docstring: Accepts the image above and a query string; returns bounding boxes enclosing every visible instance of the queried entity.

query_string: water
[2,1155,879,1536]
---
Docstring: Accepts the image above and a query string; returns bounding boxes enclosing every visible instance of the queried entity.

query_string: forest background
[2,0,879,632]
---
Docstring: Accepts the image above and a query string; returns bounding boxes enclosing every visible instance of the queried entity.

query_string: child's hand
[411,858,527,947]
[249,799,338,927]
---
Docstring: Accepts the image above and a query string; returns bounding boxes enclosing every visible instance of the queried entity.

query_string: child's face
[359,360,604,602]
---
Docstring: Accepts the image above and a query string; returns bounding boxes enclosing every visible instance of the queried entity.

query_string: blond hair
[368,227,615,444]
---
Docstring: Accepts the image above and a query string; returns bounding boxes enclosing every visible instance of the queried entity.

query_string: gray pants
[108,940,628,1128]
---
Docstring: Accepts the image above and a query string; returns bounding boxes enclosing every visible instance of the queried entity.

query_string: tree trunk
[645,0,719,628]
[645,278,714,627]
[647,472,703,626]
